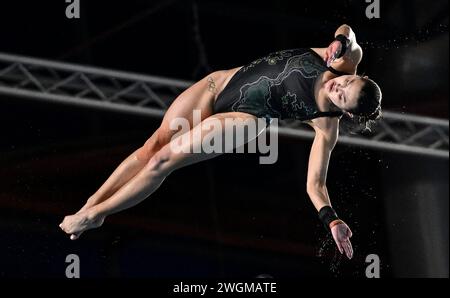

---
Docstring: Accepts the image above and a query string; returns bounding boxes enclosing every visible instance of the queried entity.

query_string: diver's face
[325,75,364,112]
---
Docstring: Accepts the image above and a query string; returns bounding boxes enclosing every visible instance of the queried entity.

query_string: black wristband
[334,34,350,59]
[318,206,339,231]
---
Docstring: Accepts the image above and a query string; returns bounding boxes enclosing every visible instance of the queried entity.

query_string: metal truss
[1,52,448,159]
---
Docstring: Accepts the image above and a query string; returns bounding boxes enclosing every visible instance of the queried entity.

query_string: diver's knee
[156,128,174,148]
[145,148,173,177]
[135,131,164,162]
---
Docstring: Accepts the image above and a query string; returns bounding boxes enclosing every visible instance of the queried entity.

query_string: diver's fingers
[343,240,353,259]
[334,238,344,254]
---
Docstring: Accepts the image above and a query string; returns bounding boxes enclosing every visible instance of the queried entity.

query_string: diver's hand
[324,40,343,67]
[330,220,353,259]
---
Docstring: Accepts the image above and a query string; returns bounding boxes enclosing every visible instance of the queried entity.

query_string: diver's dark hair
[348,76,382,132]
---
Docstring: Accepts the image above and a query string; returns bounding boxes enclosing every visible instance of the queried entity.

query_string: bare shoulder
[307,117,340,141]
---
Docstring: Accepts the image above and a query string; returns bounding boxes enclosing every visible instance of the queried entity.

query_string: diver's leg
[77,71,228,212]
[60,112,265,239]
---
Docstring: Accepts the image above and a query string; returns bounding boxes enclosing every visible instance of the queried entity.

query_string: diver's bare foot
[59,209,105,240]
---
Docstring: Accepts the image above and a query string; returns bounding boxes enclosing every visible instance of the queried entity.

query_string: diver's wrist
[329,219,345,229]
[318,206,340,231]
[334,34,350,58]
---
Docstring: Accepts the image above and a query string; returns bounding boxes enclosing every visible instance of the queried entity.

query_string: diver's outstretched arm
[306,126,354,259]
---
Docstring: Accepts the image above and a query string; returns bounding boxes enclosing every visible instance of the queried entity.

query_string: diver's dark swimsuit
[214,48,347,124]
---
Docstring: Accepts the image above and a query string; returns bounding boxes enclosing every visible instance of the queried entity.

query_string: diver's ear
[362,75,369,79]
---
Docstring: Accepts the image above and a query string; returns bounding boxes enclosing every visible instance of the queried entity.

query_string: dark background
[0,0,448,278]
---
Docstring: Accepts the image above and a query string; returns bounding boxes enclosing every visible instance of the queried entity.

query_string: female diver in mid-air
[60,24,382,260]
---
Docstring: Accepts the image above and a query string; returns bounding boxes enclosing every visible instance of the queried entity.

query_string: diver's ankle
[85,207,99,221]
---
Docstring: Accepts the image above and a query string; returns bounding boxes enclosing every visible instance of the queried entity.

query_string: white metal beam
[1,52,448,159]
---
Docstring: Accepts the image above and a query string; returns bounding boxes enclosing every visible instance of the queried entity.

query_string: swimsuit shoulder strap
[314,111,344,119]
[328,66,351,76]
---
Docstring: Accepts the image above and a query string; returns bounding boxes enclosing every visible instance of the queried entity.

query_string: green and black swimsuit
[214,48,346,124]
